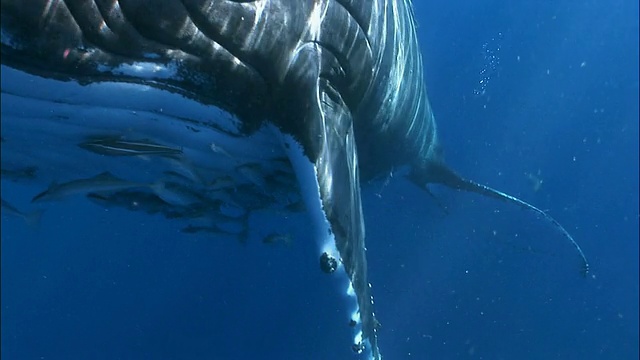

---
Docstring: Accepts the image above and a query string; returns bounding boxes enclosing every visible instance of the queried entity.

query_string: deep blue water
[2,1,638,360]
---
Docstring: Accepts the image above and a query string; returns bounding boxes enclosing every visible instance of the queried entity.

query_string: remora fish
[32,172,148,203]
[78,137,183,158]
[1,1,588,358]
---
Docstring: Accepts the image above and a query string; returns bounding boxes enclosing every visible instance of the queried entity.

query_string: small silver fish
[150,180,206,207]
[208,175,237,191]
[1,198,44,227]
[79,137,183,158]
[1,166,38,182]
[283,199,306,213]
[163,170,200,186]
[181,225,223,234]
[87,190,171,215]
[210,142,234,160]
[186,207,249,228]
[165,158,206,186]
[262,232,293,247]
[180,224,247,243]
[32,172,148,203]
[236,163,268,193]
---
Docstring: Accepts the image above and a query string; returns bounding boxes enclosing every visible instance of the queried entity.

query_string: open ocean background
[2,1,638,359]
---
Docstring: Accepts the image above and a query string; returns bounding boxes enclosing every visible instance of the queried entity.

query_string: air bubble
[474,32,503,97]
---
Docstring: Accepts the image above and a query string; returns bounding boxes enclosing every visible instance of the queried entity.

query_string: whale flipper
[280,44,381,358]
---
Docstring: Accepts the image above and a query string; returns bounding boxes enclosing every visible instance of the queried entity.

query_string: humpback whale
[0,1,588,358]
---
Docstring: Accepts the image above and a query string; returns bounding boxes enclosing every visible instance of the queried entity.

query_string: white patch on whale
[278,126,367,355]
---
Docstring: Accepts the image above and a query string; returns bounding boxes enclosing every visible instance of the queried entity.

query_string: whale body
[0,1,588,358]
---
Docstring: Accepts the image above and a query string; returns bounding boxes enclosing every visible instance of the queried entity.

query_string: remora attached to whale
[0,1,588,358]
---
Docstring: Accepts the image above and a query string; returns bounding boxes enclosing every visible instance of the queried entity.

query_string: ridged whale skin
[1,1,588,359]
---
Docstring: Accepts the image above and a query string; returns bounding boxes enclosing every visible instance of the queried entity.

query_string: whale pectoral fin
[276,43,381,358]
[279,50,381,358]
[319,92,384,355]
[311,88,381,359]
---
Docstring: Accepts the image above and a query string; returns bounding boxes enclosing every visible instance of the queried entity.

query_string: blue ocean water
[1,1,638,360]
